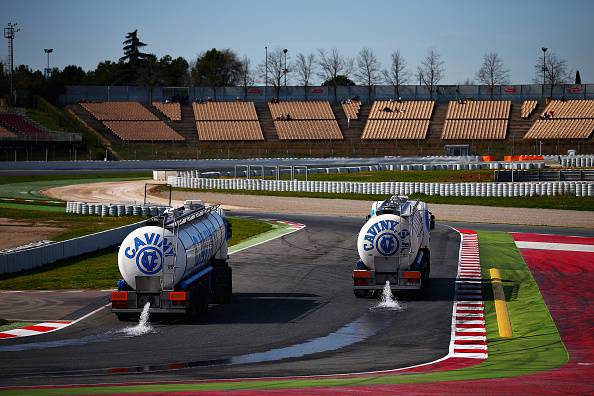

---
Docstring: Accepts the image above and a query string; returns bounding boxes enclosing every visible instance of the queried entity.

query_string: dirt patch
[0,218,63,250]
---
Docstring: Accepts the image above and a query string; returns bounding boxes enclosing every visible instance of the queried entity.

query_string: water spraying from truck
[120,302,153,336]
[372,281,403,311]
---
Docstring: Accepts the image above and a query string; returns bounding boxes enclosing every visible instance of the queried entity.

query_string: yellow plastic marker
[490,268,513,338]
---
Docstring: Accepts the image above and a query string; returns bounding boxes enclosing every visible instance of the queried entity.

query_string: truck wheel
[188,283,208,323]
[212,266,232,304]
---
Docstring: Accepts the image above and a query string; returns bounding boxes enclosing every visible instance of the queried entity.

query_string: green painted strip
[229,221,293,254]
[0,230,567,395]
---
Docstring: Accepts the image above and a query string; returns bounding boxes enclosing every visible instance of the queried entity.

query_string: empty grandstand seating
[81,102,158,121]
[524,100,594,139]
[368,101,435,119]
[524,119,594,140]
[269,101,335,120]
[193,102,258,121]
[441,100,510,140]
[521,100,538,118]
[191,101,263,140]
[363,120,430,139]
[268,101,343,140]
[152,102,181,121]
[0,125,16,138]
[0,113,50,138]
[103,121,185,141]
[362,101,434,140]
[274,120,343,140]
[196,121,263,141]
[341,100,361,120]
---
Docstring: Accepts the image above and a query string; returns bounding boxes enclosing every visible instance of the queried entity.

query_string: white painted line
[514,241,594,252]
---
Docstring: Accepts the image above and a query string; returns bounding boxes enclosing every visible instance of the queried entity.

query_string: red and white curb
[0,321,72,339]
[449,230,488,359]
[263,219,306,231]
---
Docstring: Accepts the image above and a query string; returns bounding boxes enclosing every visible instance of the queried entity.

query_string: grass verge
[169,187,594,211]
[0,216,272,290]
[0,207,143,241]
[0,230,568,395]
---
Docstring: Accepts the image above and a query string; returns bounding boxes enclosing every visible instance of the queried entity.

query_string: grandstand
[521,100,538,118]
[341,100,361,120]
[441,100,510,140]
[362,101,434,139]
[80,102,158,121]
[192,101,263,141]
[103,121,185,141]
[524,100,594,139]
[0,113,52,139]
[59,88,594,157]
[152,102,181,121]
[269,101,343,140]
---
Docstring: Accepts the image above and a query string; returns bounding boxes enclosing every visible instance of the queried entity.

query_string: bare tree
[382,50,409,99]
[294,52,316,99]
[257,47,286,99]
[354,47,381,102]
[238,55,254,99]
[476,52,510,98]
[417,49,445,99]
[533,52,571,98]
[317,48,353,103]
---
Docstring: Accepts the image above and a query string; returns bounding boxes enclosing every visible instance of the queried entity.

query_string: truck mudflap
[352,269,423,291]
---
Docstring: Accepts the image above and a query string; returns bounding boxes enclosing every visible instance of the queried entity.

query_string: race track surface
[0,214,460,387]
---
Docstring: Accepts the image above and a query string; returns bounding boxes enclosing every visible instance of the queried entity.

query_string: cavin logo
[124,232,175,275]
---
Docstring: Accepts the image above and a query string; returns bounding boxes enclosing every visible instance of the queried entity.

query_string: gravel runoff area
[44,179,594,228]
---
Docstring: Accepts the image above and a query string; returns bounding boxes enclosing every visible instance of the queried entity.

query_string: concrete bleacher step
[332,103,365,141]
[255,103,278,142]
[176,105,199,144]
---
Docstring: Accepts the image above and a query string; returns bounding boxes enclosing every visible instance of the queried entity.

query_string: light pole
[44,48,53,78]
[4,22,20,106]
[541,47,548,97]
[283,48,288,87]
[264,46,268,101]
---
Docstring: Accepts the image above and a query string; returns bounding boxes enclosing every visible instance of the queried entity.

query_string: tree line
[0,29,580,103]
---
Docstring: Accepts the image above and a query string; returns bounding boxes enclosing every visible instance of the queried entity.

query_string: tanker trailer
[111,200,232,321]
[353,196,434,297]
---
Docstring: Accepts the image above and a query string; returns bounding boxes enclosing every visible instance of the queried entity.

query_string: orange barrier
[481,155,495,162]
[503,155,544,162]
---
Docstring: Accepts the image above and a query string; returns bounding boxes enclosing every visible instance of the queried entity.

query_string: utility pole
[264,46,268,102]
[4,22,20,106]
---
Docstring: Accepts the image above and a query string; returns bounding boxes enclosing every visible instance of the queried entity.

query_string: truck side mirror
[430,214,435,230]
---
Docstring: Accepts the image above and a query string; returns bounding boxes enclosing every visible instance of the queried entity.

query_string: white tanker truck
[353,196,434,297]
[111,200,232,321]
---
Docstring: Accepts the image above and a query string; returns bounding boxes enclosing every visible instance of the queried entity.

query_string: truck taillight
[169,291,186,301]
[353,270,371,286]
[402,271,421,283]
[111,291,128,301]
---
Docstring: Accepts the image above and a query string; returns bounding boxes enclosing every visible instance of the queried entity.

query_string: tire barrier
[175,161,545,179]
[559,155,594,168]
[168,176,594,198]
[66,202,169,217]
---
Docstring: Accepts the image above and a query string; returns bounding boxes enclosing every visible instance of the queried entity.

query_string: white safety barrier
[559,155,594,168]
[167,176,594,198]
[66,202,169,217]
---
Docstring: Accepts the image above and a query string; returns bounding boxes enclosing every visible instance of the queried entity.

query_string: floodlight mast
[4,23,20,106]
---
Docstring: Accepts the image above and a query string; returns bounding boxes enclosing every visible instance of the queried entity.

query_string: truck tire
[188,283,208,323]
[212,266,232,304]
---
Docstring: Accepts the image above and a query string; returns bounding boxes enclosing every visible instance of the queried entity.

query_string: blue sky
[3,0,593,84]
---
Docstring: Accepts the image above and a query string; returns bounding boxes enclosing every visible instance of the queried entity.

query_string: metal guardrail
[495,170,594,182]
[0,220,146,275]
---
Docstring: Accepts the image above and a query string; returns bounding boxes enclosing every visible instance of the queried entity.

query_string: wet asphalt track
[0,213,461,387]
